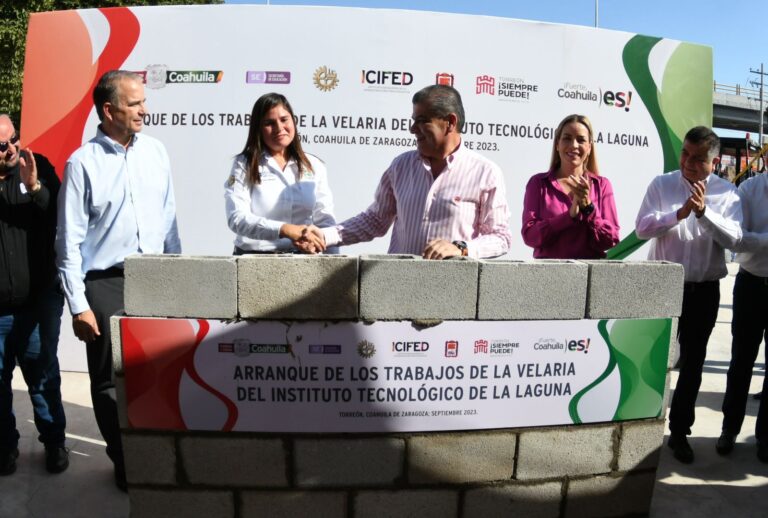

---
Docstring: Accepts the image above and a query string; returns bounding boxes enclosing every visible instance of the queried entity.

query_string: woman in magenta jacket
[522,114,619,258]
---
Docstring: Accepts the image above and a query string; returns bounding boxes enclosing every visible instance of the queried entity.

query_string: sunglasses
[0,135,19,153]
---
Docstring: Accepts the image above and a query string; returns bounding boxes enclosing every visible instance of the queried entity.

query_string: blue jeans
[0,283,66,452]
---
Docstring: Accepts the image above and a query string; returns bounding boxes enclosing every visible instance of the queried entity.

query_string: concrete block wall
[122,421,665,518]
[117,256,683,517]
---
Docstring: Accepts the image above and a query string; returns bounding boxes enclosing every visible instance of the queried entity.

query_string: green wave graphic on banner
[569,319,672,423]
[607,36,713,260]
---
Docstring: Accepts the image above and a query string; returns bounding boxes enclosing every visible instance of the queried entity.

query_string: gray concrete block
[295,438,404,487]
[124,434,176,485]
[110,313,125,376]
[359,255,478,320]
[354,490,458,518]
[179,437,287,487]
[565,472,656,518]
[129,489,234,518]
[408,433,516,483]
[517,425,614,480]
[116,376,128,429]
[669,317,679,369]
[477,260,588,320]
[241,491,346,518]
[238,255,358,319]
[617,419,665,472]
[125,255,237,319]
[585,260,684,318]
[463,482,562,518]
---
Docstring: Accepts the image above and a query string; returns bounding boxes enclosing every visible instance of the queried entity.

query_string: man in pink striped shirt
[321,85,512,259]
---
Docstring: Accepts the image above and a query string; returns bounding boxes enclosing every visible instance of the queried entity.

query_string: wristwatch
[452,240,468,257]
[581,202,595,216]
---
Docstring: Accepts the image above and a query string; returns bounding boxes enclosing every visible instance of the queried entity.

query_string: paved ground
[0,264,765,517]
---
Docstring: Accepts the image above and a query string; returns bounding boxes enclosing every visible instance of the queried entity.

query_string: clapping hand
[564,174,591,218]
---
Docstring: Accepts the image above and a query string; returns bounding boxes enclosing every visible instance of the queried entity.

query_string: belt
[85,267,124,281]
[740,268,768,285]
[683,279,719,292]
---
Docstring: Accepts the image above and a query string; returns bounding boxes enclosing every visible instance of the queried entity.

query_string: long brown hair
[549,114,600,175]
[241,93,312,185]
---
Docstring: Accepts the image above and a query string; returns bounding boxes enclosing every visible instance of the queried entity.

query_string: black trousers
[83,268,124,468]
[721,269,768,441]
[669,280,720,436]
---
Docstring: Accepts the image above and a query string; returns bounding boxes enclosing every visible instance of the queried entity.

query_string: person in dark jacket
[0,114,67,476]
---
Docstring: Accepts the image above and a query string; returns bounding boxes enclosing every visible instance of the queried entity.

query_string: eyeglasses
[0,135,19,153]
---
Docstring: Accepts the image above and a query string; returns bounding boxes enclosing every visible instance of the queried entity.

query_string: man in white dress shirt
[635,126,742,463]
[716,169,768,462]
[56,70,181,489]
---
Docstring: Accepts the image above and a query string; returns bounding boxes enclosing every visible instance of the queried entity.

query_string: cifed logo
[391,341,429,356]
[314,66,340,92]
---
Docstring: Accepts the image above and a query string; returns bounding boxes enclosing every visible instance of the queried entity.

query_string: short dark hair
[684,126,720,159]
[93,70,143,121]
[411,85,465,131]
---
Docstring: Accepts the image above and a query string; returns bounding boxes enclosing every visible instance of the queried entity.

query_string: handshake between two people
[280,223,326,254]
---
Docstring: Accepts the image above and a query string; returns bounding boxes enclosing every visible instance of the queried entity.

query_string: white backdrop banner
[21,5,711,370]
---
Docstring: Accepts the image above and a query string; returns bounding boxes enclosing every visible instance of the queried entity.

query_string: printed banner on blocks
[121,318,671,432]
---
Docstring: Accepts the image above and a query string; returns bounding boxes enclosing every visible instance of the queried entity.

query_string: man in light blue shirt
[55,70,180,490]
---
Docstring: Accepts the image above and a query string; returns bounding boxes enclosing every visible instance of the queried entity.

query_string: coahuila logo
[141,64,222,89]
[533,337,591,353]
[391,341,429,356]
[557,82,633,111]
[218,338,289,357]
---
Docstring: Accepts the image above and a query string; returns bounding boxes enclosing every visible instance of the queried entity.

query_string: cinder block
[359,255,478,320]
[124,434,176,484]
[566,471,656,517]
[179,437,287,487]
[517,425,614,480]
[668,317,679,369]
[125,255,237,319]
[463,482,562,518]
[617,419,665,472]
[241,491,346,518]
[354,490,458,518]
[408,433,516,483]
[110,313,125,375]
[129,489,234,518]
[295,438,404,487]
[238,255,358,319]
[478,260,588,319]
[116,376,128,429]
[585,261,684,318]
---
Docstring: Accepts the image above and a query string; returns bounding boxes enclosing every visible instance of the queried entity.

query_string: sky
[225,0,763,90]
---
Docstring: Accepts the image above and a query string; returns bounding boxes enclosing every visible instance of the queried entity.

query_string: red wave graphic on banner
[122,318,239,431]
[183,320,240,431]
[21,8,141,177]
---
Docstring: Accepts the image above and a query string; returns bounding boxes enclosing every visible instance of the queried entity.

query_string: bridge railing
[714,81,761,98]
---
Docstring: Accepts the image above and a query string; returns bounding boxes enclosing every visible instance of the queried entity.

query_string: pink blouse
[522,170,619,259]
